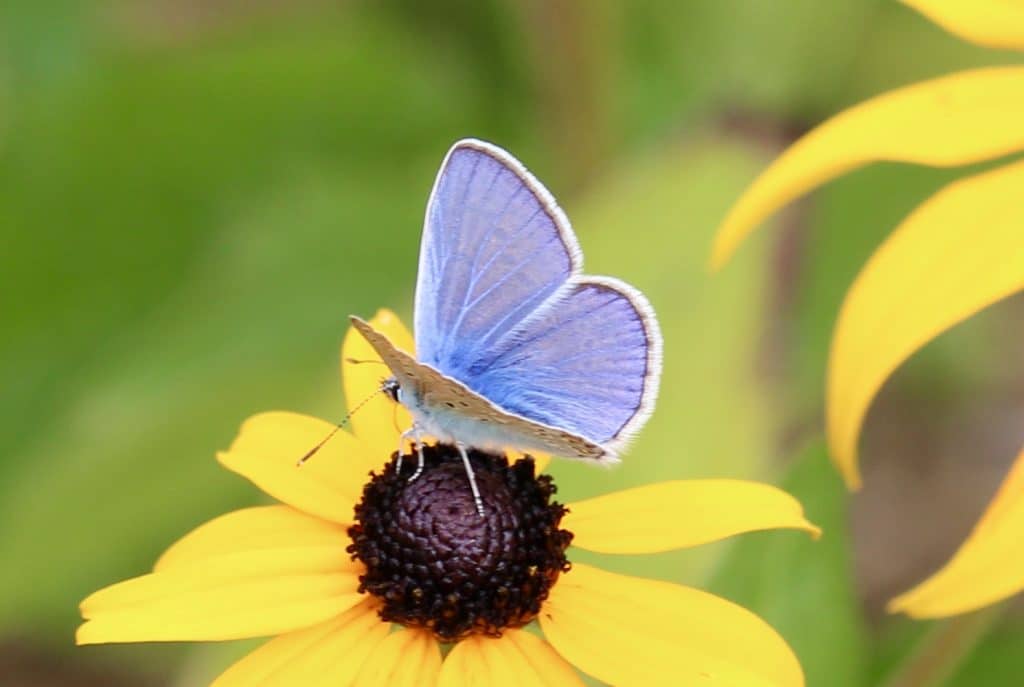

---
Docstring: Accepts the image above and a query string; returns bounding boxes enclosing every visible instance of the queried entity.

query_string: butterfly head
[382,376,401,403]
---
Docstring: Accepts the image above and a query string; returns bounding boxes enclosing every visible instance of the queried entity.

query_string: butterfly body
[350,315,606,460]
[354,139,662,476]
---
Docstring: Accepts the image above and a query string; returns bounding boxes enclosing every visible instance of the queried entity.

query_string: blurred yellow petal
[218,411,379,523]
[973,446,1024,531]
[565,480,819,554]
[342,308,414,457]
[212,599,388,686]
[710,66,1024,269]
[902,0,1024,51]
[539,563,803,687]
[889,447,1024,617]
[827,159,1024,487]
[354,628,441,687]
[155,506,346,571]
[438,630,584,687]
[77,548,362,644]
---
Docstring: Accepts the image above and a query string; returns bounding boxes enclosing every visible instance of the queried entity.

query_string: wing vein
[447,228,558,341]
[447,186,536,349]
[488,288,624,363]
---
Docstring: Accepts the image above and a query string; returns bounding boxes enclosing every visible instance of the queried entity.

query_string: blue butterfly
[351,139,662,511]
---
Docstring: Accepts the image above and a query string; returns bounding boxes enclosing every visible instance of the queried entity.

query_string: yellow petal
[889,447,1024,617]
[353,629,442,687]
[827,159,1024,487]
[212,598,389,686]
[974,446,1024,532]
[565,480,819,554]
[435,633,485,685]
[438,630,584,687]
[507,450,551,475]
[540,563,804,687]
[156,505,346,571]
[901,0,1024,51]
[342,308,414,457]
[710,66,1024,269]
[218,411,381,523]
[77,548,363,644]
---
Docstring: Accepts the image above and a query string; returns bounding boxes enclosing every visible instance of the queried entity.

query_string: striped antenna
[295,385,389,467]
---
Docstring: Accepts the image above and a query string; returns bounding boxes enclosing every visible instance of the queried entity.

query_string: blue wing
[465,277,661,449]
[414,140,581,372]
[414,139,661,449]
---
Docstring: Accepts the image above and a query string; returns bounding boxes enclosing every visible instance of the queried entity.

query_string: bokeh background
[3,1,1023,685]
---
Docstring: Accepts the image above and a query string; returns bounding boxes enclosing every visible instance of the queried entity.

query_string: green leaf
[949,618,1024,686]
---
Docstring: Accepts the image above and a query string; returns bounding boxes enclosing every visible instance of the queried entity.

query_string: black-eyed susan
[710,0,1024,618]
[78,310,819,686]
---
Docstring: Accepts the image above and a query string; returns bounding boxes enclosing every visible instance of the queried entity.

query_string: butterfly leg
[395,427,428,481]
[395,430,411,473]
[456,442,485,517]
[408,426,427,483]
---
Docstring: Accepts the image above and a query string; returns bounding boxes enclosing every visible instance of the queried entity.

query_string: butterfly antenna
[295,387,385,467]
[345,358,388,366]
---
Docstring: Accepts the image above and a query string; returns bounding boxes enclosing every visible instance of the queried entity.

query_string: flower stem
[881,604,1006,687]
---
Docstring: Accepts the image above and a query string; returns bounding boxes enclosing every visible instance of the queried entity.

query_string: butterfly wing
[463,276,661,454]
[349,316,606,460]
[413,139,661,454]
[414,139,581,372]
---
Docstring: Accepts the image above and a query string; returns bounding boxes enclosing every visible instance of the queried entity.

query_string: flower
[78,309,819,686]
[709,0,1024,618]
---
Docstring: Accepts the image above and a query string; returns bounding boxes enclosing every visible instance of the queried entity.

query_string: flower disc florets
[347,444,572,641]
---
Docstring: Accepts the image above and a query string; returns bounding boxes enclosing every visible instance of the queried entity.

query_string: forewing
[348,316,425,398]
[461,278,662,451]
[414,139,581,372]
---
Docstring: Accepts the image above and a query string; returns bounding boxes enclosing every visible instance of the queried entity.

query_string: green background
[2,2,1022,685]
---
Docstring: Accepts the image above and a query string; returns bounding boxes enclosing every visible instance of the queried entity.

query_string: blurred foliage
[709,443,869,687]
[949,618,1024,686]
[2,1,1023,685]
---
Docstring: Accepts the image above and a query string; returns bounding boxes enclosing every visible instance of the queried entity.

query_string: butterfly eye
[382,377,401,403]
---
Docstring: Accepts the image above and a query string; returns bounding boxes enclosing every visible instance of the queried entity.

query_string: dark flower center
[347,444,573,641]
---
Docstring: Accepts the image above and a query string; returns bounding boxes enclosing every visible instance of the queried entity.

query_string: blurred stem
[516,0,611,191]
[881,604,1006,687]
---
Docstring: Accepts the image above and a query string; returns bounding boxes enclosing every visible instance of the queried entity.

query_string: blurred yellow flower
[78,310,818,686]
[711,0,1024,618]
[889,446,1024,617]
[901,0,1024,50]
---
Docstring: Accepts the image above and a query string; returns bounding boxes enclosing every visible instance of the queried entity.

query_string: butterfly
[350,139,662,513]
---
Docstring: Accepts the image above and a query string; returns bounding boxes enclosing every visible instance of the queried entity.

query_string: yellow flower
[710,0,1024,618]
[78,310,819,686]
